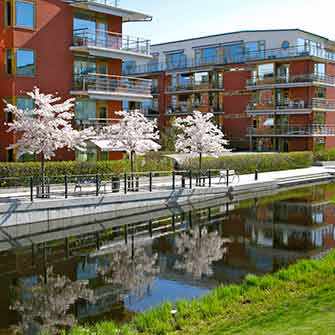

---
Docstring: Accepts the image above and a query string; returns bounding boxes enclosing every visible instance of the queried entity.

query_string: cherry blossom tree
[173,111,229,171]
[98,110,161,175]
[5,87,93,184]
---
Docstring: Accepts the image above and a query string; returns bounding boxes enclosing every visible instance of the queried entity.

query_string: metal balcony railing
[247,74,335,87]
[247,99,335,113]
[247,124,335,136]
[73,73,152,96]
[166,105,224,115]
[167,81,224,92]
[312,98,335,110]
[247,100,311,112]
[124,45,335,75]
[73,29,151,56]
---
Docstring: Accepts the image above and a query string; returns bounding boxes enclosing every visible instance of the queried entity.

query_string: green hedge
[314,149,335,162]
[179,152,314,174]
[0,155,174,179]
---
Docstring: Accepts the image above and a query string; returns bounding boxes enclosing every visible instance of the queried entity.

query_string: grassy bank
[70,250,335,335]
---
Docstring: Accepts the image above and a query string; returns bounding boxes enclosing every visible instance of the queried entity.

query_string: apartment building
[125,29,335,152]
[0,0,152,161]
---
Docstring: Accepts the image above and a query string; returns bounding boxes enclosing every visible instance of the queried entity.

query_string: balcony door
[96,21,108,47]
[97,102,108,124]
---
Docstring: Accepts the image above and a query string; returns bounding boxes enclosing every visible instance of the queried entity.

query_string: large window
[314,63,326,76]
[75,100,96,122]
[6,49,35,76]
[16,0,35,29]
[16,49,35,76]
[223,43,243,63]
[166,52,186,70]
[257,63,274,80]
[195,47,219,65]
[5,0,35,28]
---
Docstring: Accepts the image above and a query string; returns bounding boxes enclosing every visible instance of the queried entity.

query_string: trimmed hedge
[180,152,314,174]
[0,155,174,179]
[314,149,335,162]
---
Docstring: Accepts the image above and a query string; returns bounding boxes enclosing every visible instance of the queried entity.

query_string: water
[1,183,335,334]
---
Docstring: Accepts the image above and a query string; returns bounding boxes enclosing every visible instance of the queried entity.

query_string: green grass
[69,252,335,335]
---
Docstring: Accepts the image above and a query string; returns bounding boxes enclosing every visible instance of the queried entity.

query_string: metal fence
[0,169,241,202]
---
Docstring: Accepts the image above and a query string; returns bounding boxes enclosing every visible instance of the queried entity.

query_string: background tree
[99,110,161,175]
[173,111,229,171]
[5,87,93,183]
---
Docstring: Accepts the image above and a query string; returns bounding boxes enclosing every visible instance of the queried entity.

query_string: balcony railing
[73,29,151,56]
[72,73,152,96]
[247,99,335,114]
[248,124,335,136]
[247,73,335,87]
[247,100,311,112]
[167,81,224,92]
[124,45,335,75]
[166,105,224,115]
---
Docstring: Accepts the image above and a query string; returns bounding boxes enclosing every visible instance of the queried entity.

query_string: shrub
[179,152,313,174]
[0,155,174,186]
[314,148,335,162]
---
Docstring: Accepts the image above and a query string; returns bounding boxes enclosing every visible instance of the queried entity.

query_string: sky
[121,0,335,45]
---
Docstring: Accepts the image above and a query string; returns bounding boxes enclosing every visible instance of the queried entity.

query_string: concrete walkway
[0,166,334,202]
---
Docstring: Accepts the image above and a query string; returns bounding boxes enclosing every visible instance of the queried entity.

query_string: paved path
[0,166,334,203]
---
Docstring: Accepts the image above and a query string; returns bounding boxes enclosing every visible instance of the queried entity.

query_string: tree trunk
[199,152,202,172]
[130,151,135,191]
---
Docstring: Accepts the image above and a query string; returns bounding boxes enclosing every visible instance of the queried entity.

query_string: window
[15,0,35,29]
[148,53,160,72]
[258,63,274,79]
[75,100,96,122]
[223,43,243,63]
[195,47,219,65]
[16,97,34,110]
[74,59,96,75]
[166,52,186,70]
[16,49,35,76]
[314,63,326,76]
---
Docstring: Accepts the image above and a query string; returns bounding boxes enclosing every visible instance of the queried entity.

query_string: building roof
[152,29,334,47]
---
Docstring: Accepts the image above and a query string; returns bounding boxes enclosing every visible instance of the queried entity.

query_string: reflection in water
[174,227,228,279]
[1,184,335,334]
[98,244,159,299]
[11,267,94,335]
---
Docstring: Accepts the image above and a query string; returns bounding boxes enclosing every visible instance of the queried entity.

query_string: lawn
[70,251,335,335]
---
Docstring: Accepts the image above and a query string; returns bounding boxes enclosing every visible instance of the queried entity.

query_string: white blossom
[174,227,228,279]
[98,110,161,156]
[5,87,94,161]
[174,111,229,169]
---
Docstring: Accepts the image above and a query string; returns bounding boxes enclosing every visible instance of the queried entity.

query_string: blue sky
[121,0,335,44]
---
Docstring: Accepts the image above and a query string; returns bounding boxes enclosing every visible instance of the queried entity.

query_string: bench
[219,170,240,185]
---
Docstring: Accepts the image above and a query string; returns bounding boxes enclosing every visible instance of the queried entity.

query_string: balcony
[68,0,152,22]
[166,104,224,116]
[124,45,335,75]
[246,74,335,90]
[166,81,224,94]
[247,99,335,116]
[247,124,335,137]
[71,29,151,61]
[71,73,152,102]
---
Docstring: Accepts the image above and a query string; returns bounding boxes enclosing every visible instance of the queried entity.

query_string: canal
[1,182,335,334]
